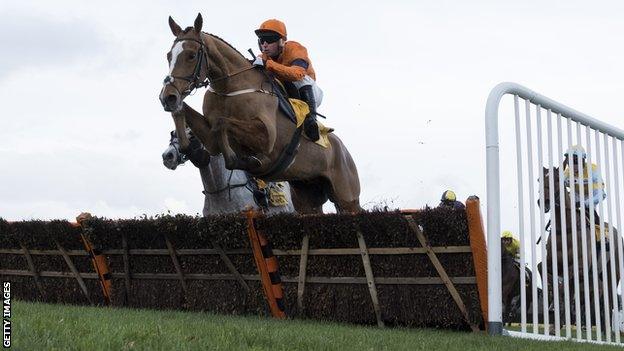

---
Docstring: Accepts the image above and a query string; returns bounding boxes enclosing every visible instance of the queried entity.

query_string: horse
[501,240,536,323]
[162,128,295,216]
[539,166,621,327]
[158,14,361,214]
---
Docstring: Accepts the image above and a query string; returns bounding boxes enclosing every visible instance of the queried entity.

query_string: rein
[202,169,249,200]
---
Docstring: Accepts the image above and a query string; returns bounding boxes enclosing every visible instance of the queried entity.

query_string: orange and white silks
[265,41,316,82]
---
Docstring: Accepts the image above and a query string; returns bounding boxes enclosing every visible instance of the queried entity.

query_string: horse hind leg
[330,195,361,213]
[325,136,362,213]
[289,179,328,214]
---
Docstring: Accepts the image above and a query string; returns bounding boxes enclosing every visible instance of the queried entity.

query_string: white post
[485,82,624,339]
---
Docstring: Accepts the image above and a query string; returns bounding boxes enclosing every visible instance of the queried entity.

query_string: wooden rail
[0,246,472,256]
[0,269,476,285]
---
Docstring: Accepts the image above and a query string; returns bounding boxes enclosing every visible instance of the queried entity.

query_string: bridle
[163,35,257,97]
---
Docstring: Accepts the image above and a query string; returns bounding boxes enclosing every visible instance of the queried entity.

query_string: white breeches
[292,75,323,107]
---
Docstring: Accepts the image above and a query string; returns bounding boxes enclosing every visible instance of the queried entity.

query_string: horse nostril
[165,94,178,107]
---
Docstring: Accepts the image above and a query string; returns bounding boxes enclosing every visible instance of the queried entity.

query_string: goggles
[257,34,281,44]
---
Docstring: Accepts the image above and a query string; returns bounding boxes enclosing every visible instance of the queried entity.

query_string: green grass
[12,300,623,350]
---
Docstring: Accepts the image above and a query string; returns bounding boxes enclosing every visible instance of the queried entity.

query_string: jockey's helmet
[502,230,515,239]
[255,19,287,40]
[565,145,587,159]
[441,190,457,202]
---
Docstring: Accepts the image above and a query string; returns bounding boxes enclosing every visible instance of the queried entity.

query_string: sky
[2,0,624,232]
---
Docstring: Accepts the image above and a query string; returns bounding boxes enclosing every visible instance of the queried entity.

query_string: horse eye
[189,53,196,60]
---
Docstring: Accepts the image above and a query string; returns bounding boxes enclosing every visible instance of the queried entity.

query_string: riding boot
[247,175,269,209]
[298,85,320,142]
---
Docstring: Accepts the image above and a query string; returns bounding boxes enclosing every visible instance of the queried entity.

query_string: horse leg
[180,103,220,153]
[171,112,189,150]
[215,117,262,171]
[289,180,328,214]
[325,135,362,213]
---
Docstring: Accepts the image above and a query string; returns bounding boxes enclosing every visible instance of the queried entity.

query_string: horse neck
[501,251,513,265]
[202,34,263,92]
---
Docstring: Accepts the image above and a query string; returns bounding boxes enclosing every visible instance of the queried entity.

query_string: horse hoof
[245,156,262,170]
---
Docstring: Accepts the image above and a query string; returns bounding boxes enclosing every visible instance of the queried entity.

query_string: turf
[12,300,621,350]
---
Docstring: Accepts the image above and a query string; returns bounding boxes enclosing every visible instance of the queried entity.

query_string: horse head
[540,165,568,214]
[162,129,210,170]
[159,14,206,113]
[162,130,187,170]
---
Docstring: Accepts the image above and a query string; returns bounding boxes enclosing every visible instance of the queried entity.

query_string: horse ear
[169,16,182,36]
[194,13,203,33]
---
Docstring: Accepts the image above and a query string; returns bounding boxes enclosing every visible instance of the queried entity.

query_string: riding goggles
[257,34,281,44]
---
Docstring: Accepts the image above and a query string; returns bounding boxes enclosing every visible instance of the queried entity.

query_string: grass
[12,300,624,350]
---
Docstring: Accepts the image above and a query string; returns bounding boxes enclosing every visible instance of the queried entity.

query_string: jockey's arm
[584,187,606,207]
[265,59,307,82]
[583,165,606,206]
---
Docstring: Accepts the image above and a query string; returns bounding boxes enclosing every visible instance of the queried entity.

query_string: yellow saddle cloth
[289,98,332,148]
[254,179,290,207]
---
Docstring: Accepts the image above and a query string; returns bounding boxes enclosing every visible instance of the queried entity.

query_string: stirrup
[304,117,320,141]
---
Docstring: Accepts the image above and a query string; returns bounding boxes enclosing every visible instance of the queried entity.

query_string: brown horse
[158,14,361,214]
[539,166,621,325]
[539,166,594,281]
[501,242,535,323]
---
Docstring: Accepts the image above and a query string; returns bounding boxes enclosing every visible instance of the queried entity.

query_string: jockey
[438,190,465,210]
[501,231,520,259]
[252,19,323,141]
[563,145,606,224]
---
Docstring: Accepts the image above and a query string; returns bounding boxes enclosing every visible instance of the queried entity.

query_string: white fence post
[485,82,624,343]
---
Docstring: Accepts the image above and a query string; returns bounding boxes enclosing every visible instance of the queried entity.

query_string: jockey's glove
[252,56,265,67]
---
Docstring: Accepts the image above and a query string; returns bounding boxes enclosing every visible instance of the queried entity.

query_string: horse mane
[205,33,248,61]
[178,26,248,61]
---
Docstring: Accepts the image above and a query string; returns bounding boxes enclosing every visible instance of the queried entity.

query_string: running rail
[484,82,624,335]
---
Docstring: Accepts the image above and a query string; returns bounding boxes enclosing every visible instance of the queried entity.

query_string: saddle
[270,78,332,148]
[270,79,298,124]
[251,71,332,179]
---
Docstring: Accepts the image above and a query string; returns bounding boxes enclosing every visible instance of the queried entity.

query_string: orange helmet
[255,19,287,39]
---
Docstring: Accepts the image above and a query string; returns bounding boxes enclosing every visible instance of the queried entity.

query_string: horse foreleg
[181,103,219,154]
[215,117,262,172]
[171,111,189,150]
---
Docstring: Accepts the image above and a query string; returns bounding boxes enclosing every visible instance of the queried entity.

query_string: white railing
[485,82,624,345]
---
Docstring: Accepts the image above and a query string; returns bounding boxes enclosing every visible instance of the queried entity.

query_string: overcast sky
[2,1,623,230]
